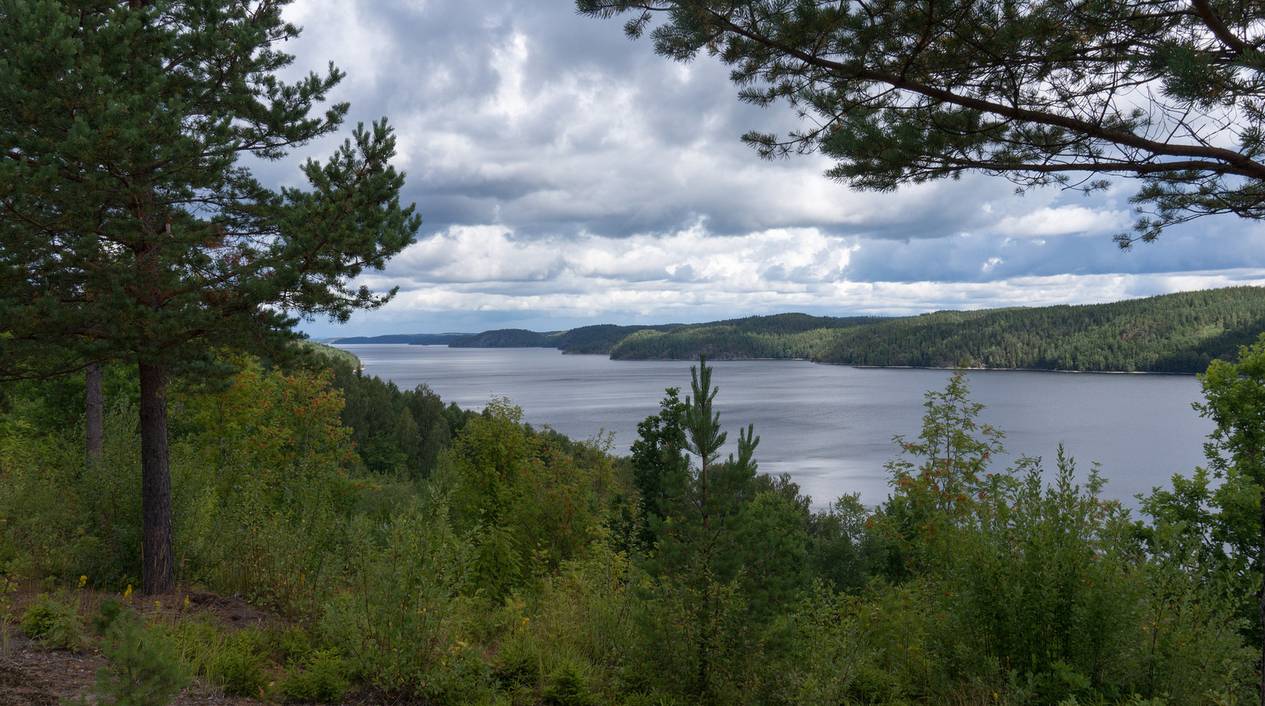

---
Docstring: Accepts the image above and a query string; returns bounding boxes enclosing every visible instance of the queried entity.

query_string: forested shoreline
[335,287,1265,374]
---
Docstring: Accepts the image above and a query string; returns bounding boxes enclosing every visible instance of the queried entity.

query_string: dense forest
[613,289,1265,371]
[0,345,1259,704]
[608,313,881,360]
[337,288,1265,373]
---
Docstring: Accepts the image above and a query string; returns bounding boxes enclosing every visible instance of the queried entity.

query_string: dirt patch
[0,636,268,705]
[1,586,280,705]
[0,661,58,706]
[178,591,274,630]
[0,635,100,705]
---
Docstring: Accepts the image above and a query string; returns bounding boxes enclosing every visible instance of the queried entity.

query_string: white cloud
[992,206,1131,237]
[273,0,1265,336]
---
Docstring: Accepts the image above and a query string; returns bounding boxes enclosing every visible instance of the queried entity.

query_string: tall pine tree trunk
[1259,480,1264,706]
[138,361,173,594]
[85,363,104,462]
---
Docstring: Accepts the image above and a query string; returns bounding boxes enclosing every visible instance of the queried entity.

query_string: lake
[336,344,1214,508]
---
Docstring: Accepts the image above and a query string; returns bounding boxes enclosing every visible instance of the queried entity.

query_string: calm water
[337,344,1213,507]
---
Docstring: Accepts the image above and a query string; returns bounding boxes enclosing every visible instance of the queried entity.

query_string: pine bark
[85,363,104,462]
[138,361,174,595]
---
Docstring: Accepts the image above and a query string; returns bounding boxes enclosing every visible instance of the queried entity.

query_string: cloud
[273,0,1265,335]
[992,206,1131,237]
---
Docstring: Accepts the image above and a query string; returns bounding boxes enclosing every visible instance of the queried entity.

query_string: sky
[279,0,1265,337]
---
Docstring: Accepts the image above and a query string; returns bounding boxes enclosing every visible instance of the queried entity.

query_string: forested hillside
[554,324,681,353]
[448,328,562,348]
[609,314,880,360]
[338,289,1265,373]
[818,287,1265,372]
[610,288,1265,372]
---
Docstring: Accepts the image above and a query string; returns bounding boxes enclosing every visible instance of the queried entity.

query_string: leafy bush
[19,594,84,650]
[318,502,491,702]
[0,403,141,585]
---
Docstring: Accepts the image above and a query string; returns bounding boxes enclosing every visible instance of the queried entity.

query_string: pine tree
[0,0,421,593]
[685,355,727,534]
[579,0,1265,242]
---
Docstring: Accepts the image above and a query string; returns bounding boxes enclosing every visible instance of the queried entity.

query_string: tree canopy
[578,0,1265,242]
[0,0,420,592]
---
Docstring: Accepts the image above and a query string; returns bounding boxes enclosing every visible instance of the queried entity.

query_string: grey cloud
[274,0,1265,337]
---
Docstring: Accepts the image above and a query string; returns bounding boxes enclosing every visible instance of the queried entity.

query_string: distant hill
[554,324,683,354]
[449,329,563,348]
[815,287,1265,373]
[330,287,1265,373]
[609,314,881,360]
[334,333,466,345]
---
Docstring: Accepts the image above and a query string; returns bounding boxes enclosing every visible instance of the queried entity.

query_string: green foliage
[205,632,269,698]
[629,386,689,546]
[541,658,598,706]
[318,502,491,702]
[443,399,619,601]
[609,288,1265,373]
[611,314,877,361]
[81,603,188,706]
[0,0,420,596]
[276,649,350,704]
[0,344,1259,705]
[554,324,682,354]
[19,594,85,651]
[160,619,269,698]
[878,371,1007,574]
[330,358,468,477]
[807,494,881,592]
[297,341,362,372]
[0,0,421,377]
[0,401,141,585]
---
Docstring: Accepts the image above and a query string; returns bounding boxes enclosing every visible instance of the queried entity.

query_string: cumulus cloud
[276,0,1265,335]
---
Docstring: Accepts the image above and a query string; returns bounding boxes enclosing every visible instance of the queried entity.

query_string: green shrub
[318,503,492,702]
[542,659,595,706]
[492,637,540,689]
[276,649,350,704]
[271,624,315,664]
[0,403,142,585]
[205,631,269,698]
[19,594,84,650]
[84,601,188,706]
[159,618,271,698]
